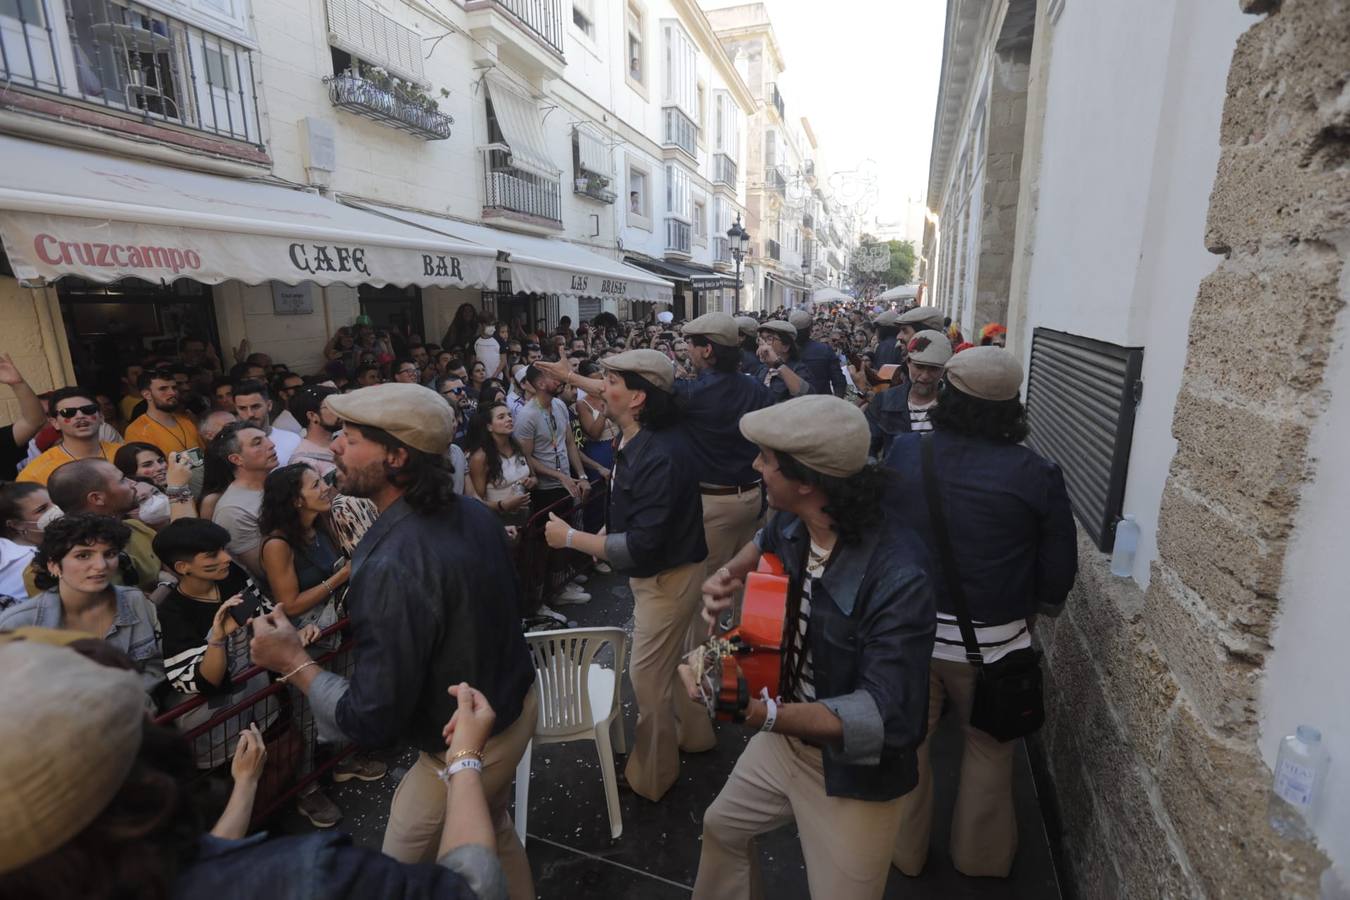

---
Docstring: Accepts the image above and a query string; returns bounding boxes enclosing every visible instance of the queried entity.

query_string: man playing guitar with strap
[684,395,936,900]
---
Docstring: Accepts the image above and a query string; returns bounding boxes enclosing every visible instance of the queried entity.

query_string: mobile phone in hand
[230,583,266,627]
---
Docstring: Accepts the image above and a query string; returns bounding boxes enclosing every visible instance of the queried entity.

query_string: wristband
[759,688,777,733]
[566,528,575,549]
[437,758,483,783]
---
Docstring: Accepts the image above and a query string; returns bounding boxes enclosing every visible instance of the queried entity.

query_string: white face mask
[137,491,172,527]
[35,505,64,532]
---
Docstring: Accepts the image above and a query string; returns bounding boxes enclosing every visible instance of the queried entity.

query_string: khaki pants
[625,561,717,801]
[382,685,539,900]
[693,733,905,900]
[700,487,764,579]
[892,658,1018,877]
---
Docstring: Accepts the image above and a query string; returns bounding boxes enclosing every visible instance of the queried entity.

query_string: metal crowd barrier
[514,485,607,613]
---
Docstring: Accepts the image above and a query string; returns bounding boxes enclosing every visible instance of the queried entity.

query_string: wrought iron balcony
[666,217,692,255]
[573,172,616,204]
[767,167,786,198]
[481,144,562,225]
[713,153,738,190]
[663,106,698,158]
[465,0,566,58]
[0,0,261,145]
[767,82,785,121]
[766,239,781,261]
[327,70,453,140]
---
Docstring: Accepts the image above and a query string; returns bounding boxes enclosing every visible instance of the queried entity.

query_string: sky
[702,0,947,248]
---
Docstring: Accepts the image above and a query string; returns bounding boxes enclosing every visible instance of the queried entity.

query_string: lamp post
[801,251,811,307]
[727,213,750,312]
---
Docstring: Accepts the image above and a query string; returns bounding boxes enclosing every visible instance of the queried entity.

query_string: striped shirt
[786,542,830,703]
[908,398,936,433]
[931,613,1030,664]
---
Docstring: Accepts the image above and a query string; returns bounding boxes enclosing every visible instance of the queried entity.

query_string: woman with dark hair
[477,378,507,408]
[466,403,534,523]
[0,513,164,697]
[543,350,713,801]
[198,431,238,521]
[469,360,489,393]
[0,638,510,900]
[442,303,480,352]
[756,321,811,403]
[258,463,349,631]
[0,482,52,601]
[115,440,168,488]
[114,440,198,525]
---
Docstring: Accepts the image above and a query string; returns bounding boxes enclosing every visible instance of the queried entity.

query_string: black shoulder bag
[920,433,1044,742]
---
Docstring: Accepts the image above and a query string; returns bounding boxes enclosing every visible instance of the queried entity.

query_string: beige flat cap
[897,306,946,331]
[944,346,1023,401]
[0,641,145,874]
[326,382,455,454]
[787,310,813,330]
[602,348,675,393]
[682,312,741,347]
[740,395,870,477]
[734,315,760,337]
[757,320,798,343]
[906,330,953,367]
[872,310,899,326]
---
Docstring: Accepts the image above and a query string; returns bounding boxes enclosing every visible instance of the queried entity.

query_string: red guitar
[685,553,789,721]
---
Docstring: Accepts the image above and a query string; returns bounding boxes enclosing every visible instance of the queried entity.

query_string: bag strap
[919,433,985,667]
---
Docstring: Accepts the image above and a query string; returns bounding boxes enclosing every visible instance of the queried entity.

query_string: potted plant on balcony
[575,174,590,192]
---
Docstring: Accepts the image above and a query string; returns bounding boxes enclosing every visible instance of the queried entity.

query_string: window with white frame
[693,198,706,242]
[661,20,697,116]
[665,162,691,220]
[696,81,706,134]
[628,162,651,225]
[572,0,594,38]
[626,2,645,87]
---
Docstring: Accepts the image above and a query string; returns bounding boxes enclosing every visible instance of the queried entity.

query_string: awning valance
[812,287,852,303]
[347,200,673,304]
[0,136,497,289]
[484,73,560,179]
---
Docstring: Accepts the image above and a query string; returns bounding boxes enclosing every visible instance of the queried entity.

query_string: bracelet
[437,758,483,783]
[280,660,318,683]
[565,527,575,549]
[760,690,778,733]
[448,748,484,763]
[207,637,226,648]
[165,485,193,500]
[321,577,333,596]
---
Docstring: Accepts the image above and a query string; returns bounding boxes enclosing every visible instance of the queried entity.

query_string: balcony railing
[766,239,781,261]
[573,173,616,204]
[713,152,737,190]
[768,82,785,121]
[481,145,562,224]
[767,167,786,198]
[0,0,261,145]
[713,236,732,266]
[663,106,698,158]
[327,71,453,140]
[465,0,566,58]
[666,217,692,255]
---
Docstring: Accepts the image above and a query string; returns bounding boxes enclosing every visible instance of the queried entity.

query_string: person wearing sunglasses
[18,387,124,486]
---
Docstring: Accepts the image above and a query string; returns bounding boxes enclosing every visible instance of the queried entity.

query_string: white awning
[812,287,851,303]
[347,200,673,304]
[878,283,920,301]
[575,125,611,176]
[484,73,560,179]
[0,136,497,289]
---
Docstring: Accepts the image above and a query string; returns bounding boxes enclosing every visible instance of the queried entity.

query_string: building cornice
[673,0,757,112]
[926,0,991,208]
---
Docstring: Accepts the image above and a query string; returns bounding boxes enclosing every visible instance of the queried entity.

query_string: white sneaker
[594,561,613,574]
[571,574,589,585]
[555,584,592,605]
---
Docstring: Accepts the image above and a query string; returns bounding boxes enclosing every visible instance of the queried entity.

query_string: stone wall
[1038,1,1346,897]
[974,42,1029,331]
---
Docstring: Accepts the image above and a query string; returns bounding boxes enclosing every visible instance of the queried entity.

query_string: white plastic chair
[514,627,629,843]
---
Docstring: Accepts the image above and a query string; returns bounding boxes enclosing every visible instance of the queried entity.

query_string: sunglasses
[56,404,99,419]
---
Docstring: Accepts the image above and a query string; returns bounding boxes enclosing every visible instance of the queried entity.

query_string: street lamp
[727,214,750,311]
[801,251,811,306]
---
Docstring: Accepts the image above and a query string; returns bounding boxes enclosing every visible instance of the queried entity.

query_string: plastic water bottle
[1268,725,1329,838]
[1109,514,1139,577]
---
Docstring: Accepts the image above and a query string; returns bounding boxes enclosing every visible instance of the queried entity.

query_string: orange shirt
[17,441,122,485]
[124,413,204,456]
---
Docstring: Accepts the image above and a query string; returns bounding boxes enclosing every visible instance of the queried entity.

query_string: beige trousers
[693,732,905,900]
[892,658,1018,877]
[625,561,717,801]
[700,487,764,579]
[382,685,539,900]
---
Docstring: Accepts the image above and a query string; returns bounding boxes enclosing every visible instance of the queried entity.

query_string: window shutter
[1024,328,1144,551]
[326,0,425,85]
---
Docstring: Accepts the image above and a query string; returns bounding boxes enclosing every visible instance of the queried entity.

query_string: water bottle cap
[1296,725,1322,744]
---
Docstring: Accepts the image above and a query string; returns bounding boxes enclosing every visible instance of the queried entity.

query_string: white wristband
[437,758,483,783]
[566,527,576,549]
[759,689,777,733]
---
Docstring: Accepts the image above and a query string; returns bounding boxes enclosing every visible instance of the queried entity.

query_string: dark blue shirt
[800,339,846,397]
[603,428,706,578]
[672,369,772,486]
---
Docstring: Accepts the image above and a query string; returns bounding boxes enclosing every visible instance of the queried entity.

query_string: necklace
[151,413,189,449]
[57,441,101,461]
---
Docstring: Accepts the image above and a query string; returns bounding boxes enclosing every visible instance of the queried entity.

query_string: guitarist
[689,395,936,900]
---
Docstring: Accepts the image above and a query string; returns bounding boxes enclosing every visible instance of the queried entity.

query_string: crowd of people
[0,297,1073,900]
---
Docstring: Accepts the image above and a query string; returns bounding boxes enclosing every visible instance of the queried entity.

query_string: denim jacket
[756,512,935,801]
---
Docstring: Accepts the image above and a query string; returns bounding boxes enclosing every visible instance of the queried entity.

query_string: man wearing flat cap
[872,309,904,368]
[734,315,764,377]
[788,309,846,398]
[542,349,715,802]
[247,383,539,899]
[689,395,936,900]
[895,305,947,346]
[864,329,952,458]
[756,320,813,403]
[884,347,1077,879]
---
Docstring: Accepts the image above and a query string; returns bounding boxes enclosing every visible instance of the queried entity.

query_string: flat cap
[739,395,870,478]
[682,312,741,347]
[757,320,798,342]
[602,348,675,393]
[944,346,1023,401]
[906,329,953,367]
[872,309,900,327]
[787,309,813,330]
[734,315,760,337]
[0,640,145,874]
[897,306,946,331]
[325,382,454,454]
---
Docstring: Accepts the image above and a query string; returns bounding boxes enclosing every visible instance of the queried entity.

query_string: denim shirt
[0,585,164,697]
[756,512,935,801]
